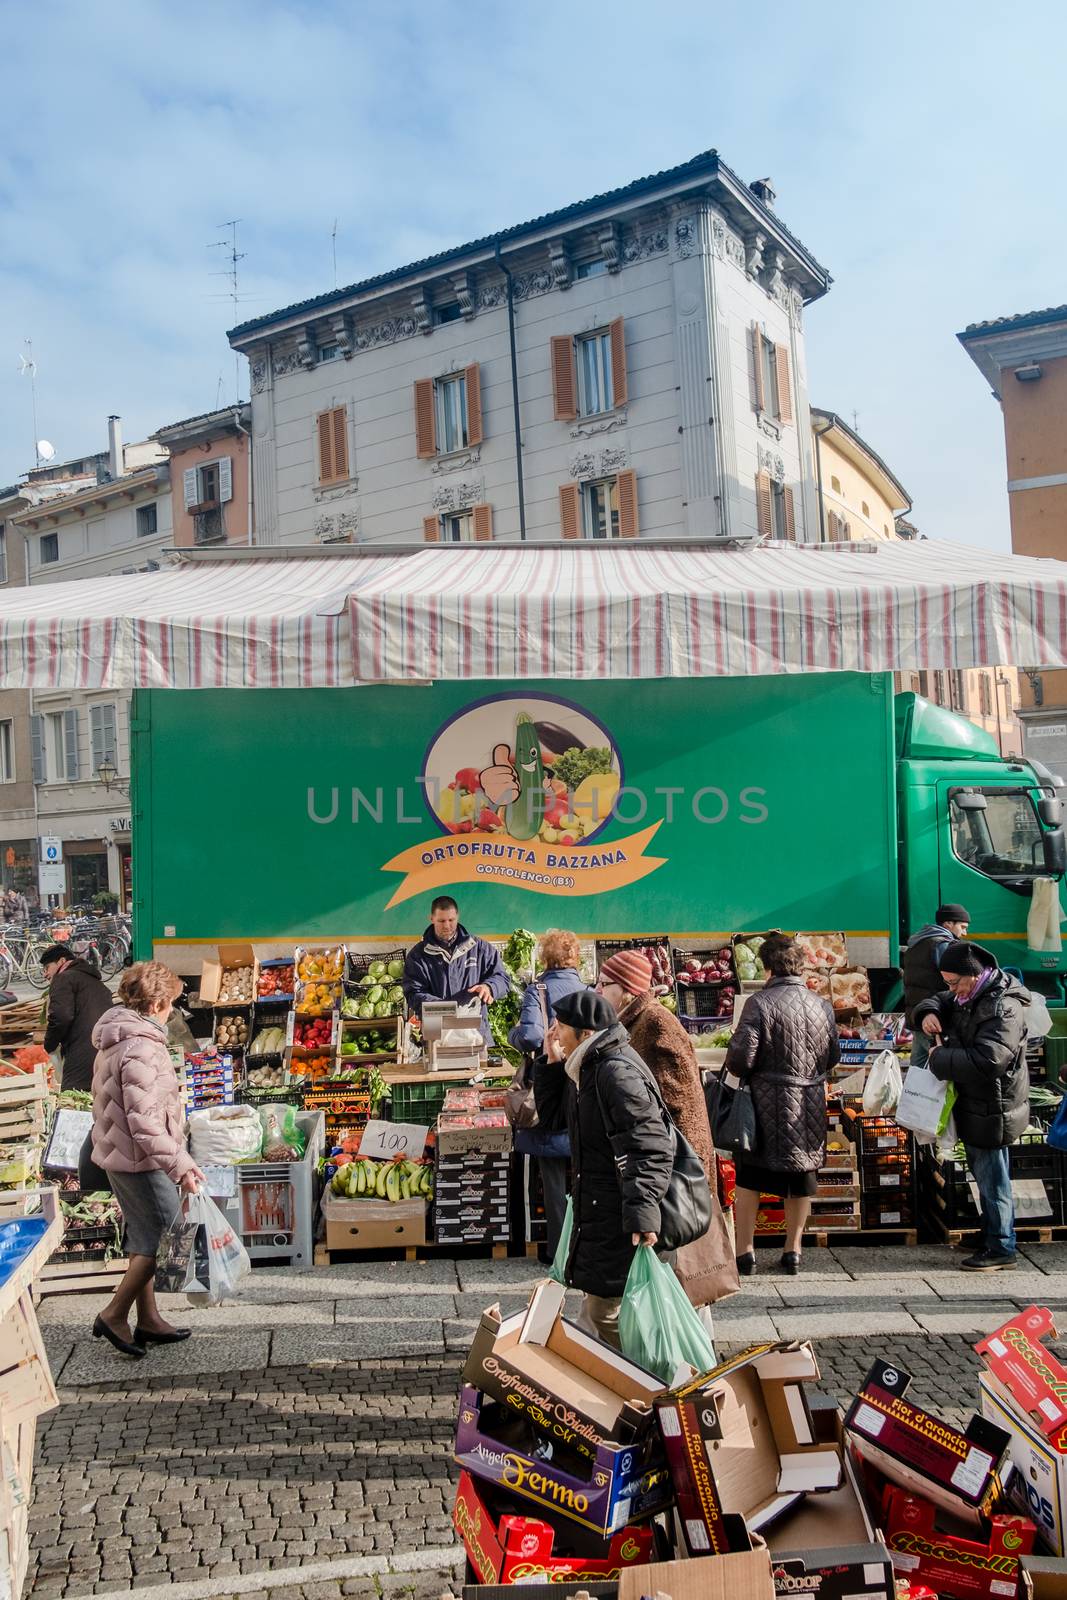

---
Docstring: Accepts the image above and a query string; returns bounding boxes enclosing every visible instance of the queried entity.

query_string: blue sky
[2,0,1065,549]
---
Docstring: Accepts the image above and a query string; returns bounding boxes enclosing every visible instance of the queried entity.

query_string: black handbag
[705,1070,758,1156]
[596,1068,712,1253]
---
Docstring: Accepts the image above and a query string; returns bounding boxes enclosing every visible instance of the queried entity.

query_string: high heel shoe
[735,1251,756,1277]
[134,1327,192,1347]
[92,1315,146,1358]
[780,1251,801,1275]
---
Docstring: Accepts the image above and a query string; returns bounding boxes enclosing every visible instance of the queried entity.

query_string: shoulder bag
[596,1058,712,1253]
[704,1068,758,1156]
[504,982,548,1131]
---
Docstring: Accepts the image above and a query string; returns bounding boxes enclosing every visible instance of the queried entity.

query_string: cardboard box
[617,1550,777,1599]
[454,1383,671,1538]
[764,1419,895,1598]
[845,1358,1011,1529]
[200,943,258,1007]
[655,1341,843,1555]
[452,1468,656,1584]
[831,968,873,1015]
[1023,1557,1067,1597]
[321,1192,426,1251]
[881,1485,1035,1600]
[795,933,849,973]
[981,1372,1066,1556]
[975,1309,1067,1553]
[436,1117,513,1156]
[463,1281,666,1466]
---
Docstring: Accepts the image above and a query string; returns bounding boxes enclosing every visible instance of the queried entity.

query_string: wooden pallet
[314,1240,511,1266]
[756,1227,918,1249]
[38,1257,129,1296]
[928,1216,1067,1249]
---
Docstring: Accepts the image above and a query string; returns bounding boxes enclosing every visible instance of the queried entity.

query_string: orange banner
[381,821,666,909]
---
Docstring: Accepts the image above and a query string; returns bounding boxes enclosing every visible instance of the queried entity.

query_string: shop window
[69,852,108,906]
[0,721,13,784]
[136,502,158,537]
[40,532,58,565]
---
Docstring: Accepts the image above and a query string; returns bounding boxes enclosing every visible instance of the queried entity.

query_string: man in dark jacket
[915,941,1029,1272]
[902,904,970,1057]
[401,896,508,1047]
[533,989,674,1348]
[42,945,113,1093]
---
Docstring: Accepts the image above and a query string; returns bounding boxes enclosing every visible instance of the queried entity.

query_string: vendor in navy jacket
[402,896,508,1048]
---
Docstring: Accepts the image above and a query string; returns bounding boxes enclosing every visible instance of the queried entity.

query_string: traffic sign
[39,837,62,865]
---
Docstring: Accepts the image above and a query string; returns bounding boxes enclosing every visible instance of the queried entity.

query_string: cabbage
[387,959,404,980]
[374,1001,391,1018]
[366,985,383,1004]
[358,1002,374,1019]
[368,961,386,979]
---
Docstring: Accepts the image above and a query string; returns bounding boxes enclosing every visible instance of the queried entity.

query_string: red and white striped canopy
[3,539,1066,689]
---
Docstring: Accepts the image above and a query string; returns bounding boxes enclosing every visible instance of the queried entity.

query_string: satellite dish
[36,440,55,461]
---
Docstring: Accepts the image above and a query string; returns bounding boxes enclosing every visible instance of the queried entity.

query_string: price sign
[359,1119,429,1161]
[43,1108,93,1173]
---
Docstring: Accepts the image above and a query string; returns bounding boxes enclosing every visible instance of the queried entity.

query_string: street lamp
[96,758,129,796]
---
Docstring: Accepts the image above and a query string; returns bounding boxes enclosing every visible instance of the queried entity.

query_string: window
[318,344,343,363]
[136,503,158,537]
[756,472,795,539]
[551,320,627,422]
[316,406,350,485]
[883,524,890,537]
[0,721,13,784]
[861,501,870,519]
[584,478,619,540]
[40,532,58,565]
[979,673,993,717]
[433,302,463,326]
[934,671,947,705]
[559,472,638,540]
[90,704,118,776]
[0,526,6,585]
[577,331,614,417]
[1001,677,1014,713]
[436,373,469,453]
[40,708,79,783]
[771,483,794,540]
[830,476,841,494]
[575,258,608,280]
[182,457,233,509]
[752,325,793,423]
[423,504,493,544]
[442,512,474,543]
[950,789,1046,880]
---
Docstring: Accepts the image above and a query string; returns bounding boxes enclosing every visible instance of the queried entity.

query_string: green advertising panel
[134,672,896,945]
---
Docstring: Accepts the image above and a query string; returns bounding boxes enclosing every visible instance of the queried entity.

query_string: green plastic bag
[618,1244,717,1384]
[548,1198,573,1285]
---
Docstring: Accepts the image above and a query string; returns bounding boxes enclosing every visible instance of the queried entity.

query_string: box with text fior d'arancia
[976,1307,1067,1556]
[654,1340,843,1556]
[844,1356,1012,1528]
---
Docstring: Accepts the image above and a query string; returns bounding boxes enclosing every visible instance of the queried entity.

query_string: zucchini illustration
[506,713,544,840]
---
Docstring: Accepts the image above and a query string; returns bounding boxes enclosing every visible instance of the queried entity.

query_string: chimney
[749,177,777,209]
[107,415,124,480]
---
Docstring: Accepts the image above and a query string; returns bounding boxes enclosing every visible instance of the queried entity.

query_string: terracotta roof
[960,304,1067,339]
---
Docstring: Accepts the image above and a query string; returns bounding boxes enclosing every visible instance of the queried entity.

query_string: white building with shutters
[229,149,830,548]
[8,423,171,907]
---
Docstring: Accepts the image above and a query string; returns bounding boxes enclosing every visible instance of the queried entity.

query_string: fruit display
[295,947,344,1016]
[257,963,294,998]
[215,1014,249,1051]
[297,1055,332,1080]
[339,1028,395,1058]
[293,1016,334,1050]
[733,937,768,986]
[329,1155,434,1202]
[216,965,254,1005]
[248,1025,286,1056]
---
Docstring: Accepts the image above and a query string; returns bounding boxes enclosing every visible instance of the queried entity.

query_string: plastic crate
[677,984,731,1020]
[217,1109,324,1270]
[593,935,671,974]
[235,1083,306,1107]
[861,1196,916,1229]
[389,1079,454,1124]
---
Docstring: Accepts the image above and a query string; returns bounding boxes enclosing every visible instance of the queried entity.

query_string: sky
[2,0,1065,550]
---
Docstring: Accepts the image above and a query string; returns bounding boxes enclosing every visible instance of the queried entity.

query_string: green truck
[131,671,1066,996]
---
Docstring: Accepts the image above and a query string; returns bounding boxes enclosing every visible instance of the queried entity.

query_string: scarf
[957,966,997,1007]
[565,1029,606,1087]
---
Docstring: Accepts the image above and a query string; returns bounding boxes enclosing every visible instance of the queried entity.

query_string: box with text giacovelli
[845,1357,1012,1528]
[976,1307,1067,1555]
[880,1485,1035,1600]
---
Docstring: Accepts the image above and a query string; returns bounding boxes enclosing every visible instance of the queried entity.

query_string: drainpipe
[811,413,834,543]
[494,244,527,541]
[232,408,253,545]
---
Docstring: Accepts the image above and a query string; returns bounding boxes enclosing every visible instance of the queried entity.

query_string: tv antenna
[17,340,41,467]
[332,218,338,288]
[208,220,246,405]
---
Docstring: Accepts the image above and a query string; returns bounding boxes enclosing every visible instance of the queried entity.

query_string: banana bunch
[331,1157,434,1203]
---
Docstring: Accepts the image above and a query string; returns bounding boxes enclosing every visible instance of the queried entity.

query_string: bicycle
[0,923,53,990]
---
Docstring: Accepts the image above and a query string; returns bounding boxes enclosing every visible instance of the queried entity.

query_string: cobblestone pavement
[29,1327,1066,1600]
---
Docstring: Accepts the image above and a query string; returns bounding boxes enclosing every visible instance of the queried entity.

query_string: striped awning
[3,538,1066,689]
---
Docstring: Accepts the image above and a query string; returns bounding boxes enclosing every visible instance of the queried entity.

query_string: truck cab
[897,693,1067,998]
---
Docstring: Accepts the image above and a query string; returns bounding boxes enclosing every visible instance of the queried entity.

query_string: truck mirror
[950,790,988,812]
[1039,796,1062,827]
[1043,829,1067,875]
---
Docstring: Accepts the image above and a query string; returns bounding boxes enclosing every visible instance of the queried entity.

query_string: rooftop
[811,406,911,514]
[960,304,1067,340]
[153,404,250,442]
[229,147,830,344]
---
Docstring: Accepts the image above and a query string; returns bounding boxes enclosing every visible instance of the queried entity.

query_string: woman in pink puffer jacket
[90,962,204,1358]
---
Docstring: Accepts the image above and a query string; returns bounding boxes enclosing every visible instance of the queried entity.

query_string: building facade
[0,487,38,901]
[960,304,1067,775]
[153,406,252,548]
[229,151,830,549]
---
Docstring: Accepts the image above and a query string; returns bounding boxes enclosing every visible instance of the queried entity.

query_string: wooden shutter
[559,482,582,540]
[551,336,578,421]
[183,467,198,508]
[30,715,44,784]
[755,471,773,537]
[616,470,639,539]
[609,317,628,406]
[752,325,765,412]
[775,344,793,423]
[63,708,80,781]
[414,379,437,458]
[331,408,349,480]
[783,486,796,540]
[472,503,493,542]
[423,515,440,543]
[218,455,233,503]
[317,410,335,484]
[465,364,483,447]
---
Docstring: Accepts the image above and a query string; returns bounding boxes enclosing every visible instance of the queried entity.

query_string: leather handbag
[598,1067,712,1253]
[504,983,548,1131]
[705,1069,758,1156]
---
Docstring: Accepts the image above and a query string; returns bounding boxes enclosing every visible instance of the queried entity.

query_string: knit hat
[554,990,617,1032]
[938,941,994,977]
[598,950,653,995]
[936,903,970,925]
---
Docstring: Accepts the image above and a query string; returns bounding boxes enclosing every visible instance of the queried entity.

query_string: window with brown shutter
[752,325,766,413]
[551,337,578,421]
[783,485,796,540]
[775,344,793,423]
[414,379,437,458]
[317,405,349,485]
[609,317,628,406]
[755,471,773,537]
[472,503,493,542]
[465,364,483,447]
[423,515,440,542]
[559,482,581,539]
[617,469,638,539]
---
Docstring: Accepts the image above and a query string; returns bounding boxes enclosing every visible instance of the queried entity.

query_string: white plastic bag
[862,1049,903,1116]
[895,1061,955,1139]
[1027,877,1062,954]
[1024,992,1053,1039]
[182,1190,251,1305]
[188,1105,263,1166]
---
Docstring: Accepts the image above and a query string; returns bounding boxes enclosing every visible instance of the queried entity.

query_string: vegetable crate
[592,935,671,973]
[217,1109,324,1270]
[388,1077,454,1124]
[336,1013,401,1068]
[301,1083,373,1144]
[344,948,406,984]
[672,944,737,1021]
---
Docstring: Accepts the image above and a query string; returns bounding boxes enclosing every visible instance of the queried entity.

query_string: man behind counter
[401,896,508,1047]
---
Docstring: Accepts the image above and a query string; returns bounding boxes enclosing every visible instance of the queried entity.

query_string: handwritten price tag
[360,1120,429,1160]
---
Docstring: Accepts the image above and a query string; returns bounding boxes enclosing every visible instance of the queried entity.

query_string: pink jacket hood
[93,1004,167,1053]
[90,1004,193,1184]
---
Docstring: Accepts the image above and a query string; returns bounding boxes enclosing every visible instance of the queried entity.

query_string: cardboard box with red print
[976,1307,1067,1555]
[880,1485,1035,1600]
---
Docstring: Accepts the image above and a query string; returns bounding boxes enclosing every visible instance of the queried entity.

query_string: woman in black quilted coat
[723,936,839,1277]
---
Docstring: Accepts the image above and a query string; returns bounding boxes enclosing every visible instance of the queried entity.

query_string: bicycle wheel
[100,936,125,979]
[0,951,12,992]
[23,942,48,990]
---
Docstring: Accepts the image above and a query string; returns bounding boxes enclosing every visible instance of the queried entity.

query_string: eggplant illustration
[535,721,586,762]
